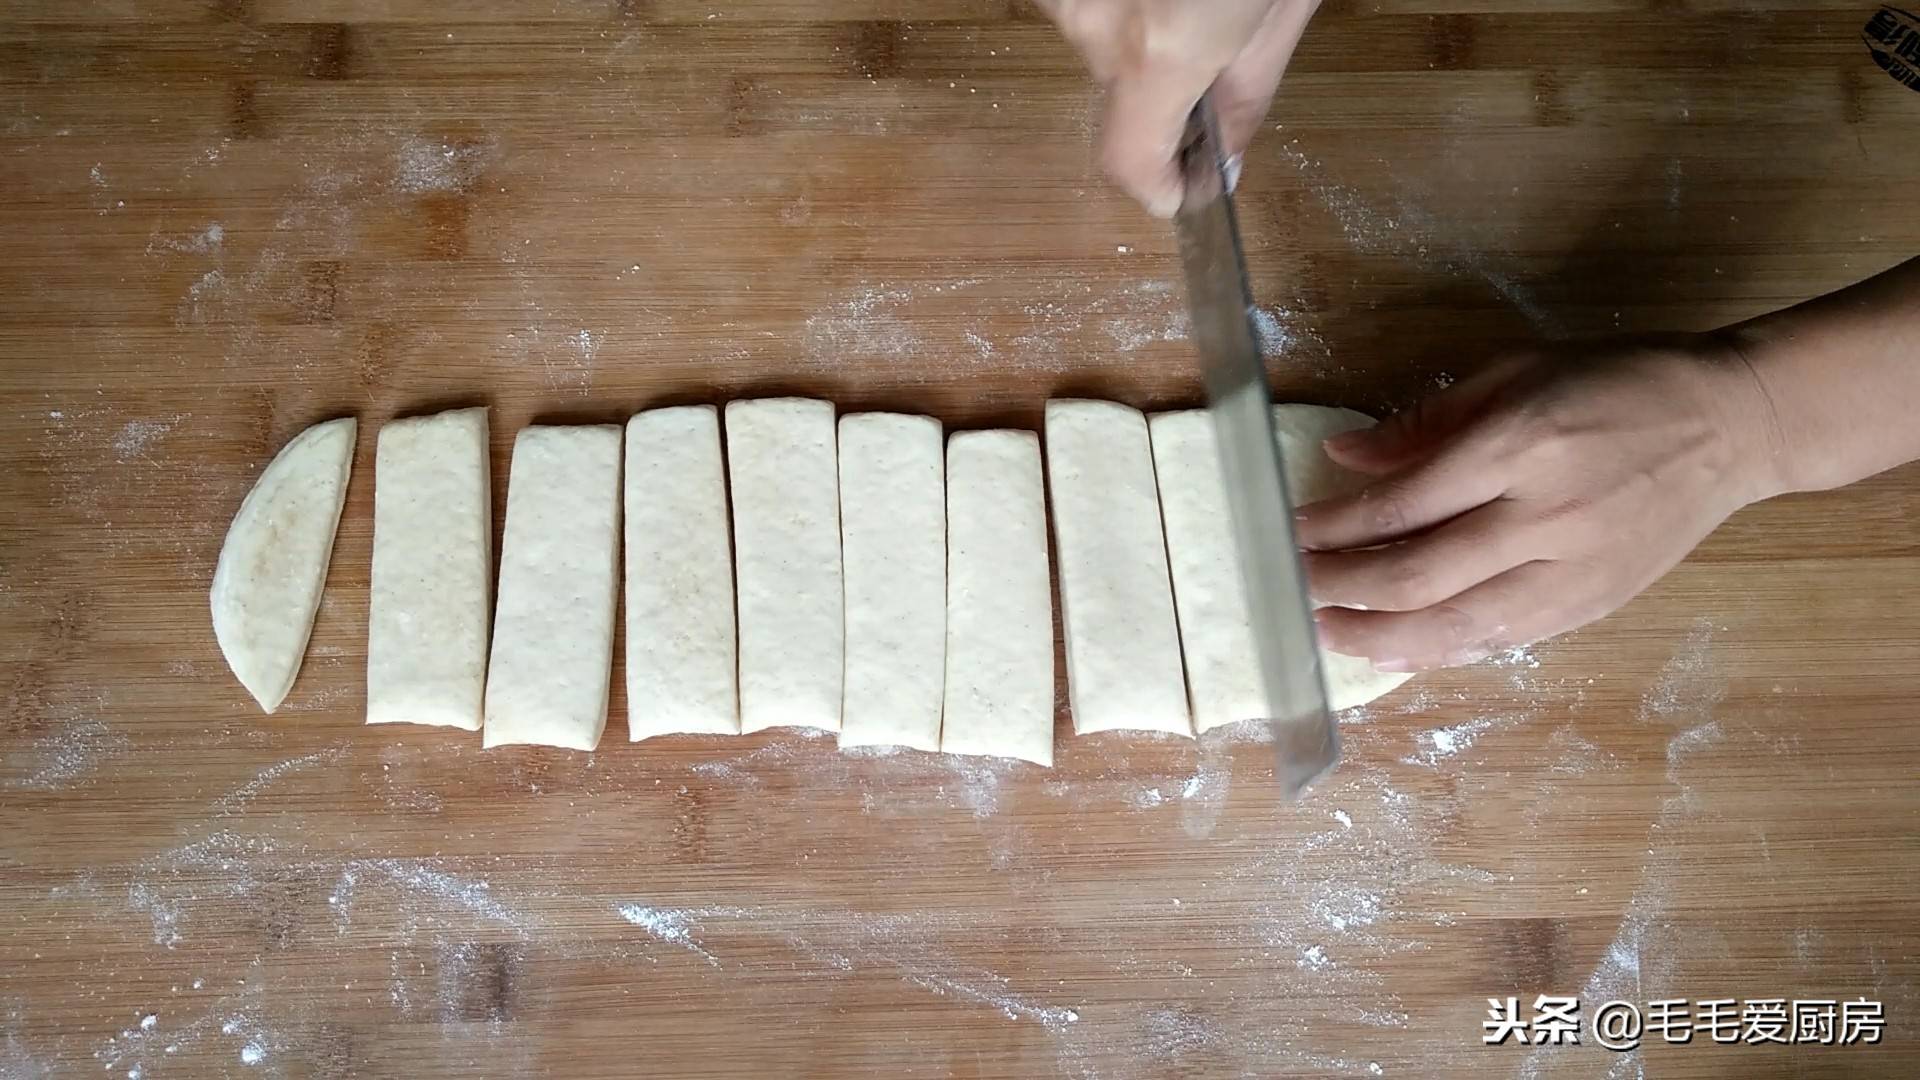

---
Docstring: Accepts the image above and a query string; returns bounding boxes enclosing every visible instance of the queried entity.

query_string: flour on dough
[483,424,622,751]
[1045,399,1191,737]
[210,416,356,714]
[838,412,946,752]
[624,405,739,740]
[366,407,491,731]
[940,429,1054,766]
[727,398,844,733]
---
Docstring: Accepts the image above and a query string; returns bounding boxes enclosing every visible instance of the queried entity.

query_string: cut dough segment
[624,405,739,740]
[838,412,946,751]
[726,398,843,733]
[1044,399,1191,736]
[211,416,357,714]
[940,430,1055,766]
[483,424,622,750]
[1273,403,1415,712]
[1147,409,1266,732]
[1148,404,1414,728]
[366,407,491,731]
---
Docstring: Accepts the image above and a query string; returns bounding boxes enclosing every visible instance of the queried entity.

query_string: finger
[1212,0,1318,159]
[1100,64,1213,218]
[1035,0,1125,84]
[1323,357,1528,476]
[1295,433,1508,551]
[1303,500,1529,612]
[1315,560,1602,671]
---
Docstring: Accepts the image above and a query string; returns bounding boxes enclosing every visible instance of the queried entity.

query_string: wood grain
[3,2,1918,1078]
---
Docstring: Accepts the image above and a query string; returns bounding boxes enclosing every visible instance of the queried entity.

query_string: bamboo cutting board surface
[3,3,1919,1078]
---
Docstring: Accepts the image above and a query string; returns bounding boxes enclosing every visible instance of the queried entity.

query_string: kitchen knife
[1170,97,1337,798]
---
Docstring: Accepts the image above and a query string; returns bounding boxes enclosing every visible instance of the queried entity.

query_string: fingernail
[1223,153,1243,193]
[1325,429,1367,451]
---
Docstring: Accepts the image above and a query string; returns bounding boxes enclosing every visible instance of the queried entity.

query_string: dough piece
[365,407,491,731]
[1044,399,1191,736]
[726,398,843,733]
[1148,405,1414,728]
[838,412,946,751]
[940,430,1055,766]
[210,417,356,714]
[1147,409,1267,732]
[1273,403,1415,712]
[624,405,738,740]
[482,425,622,750]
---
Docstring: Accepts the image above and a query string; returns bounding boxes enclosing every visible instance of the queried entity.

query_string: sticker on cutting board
[1864,6,1920,92]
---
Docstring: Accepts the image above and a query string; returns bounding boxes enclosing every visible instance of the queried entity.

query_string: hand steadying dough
[1298,256,1920,672]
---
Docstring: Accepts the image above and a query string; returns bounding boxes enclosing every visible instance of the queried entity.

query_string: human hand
[1295,340,1786,671]
[1035,0,1320,216]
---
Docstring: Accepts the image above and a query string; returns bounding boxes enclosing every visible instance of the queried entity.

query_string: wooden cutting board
[3,3,1918,1078]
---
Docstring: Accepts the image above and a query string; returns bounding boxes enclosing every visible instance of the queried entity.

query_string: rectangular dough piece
[726,398,843,733]
[366,407,492,731]
[939,430,1055,766]
[482,424,623,750]
[1147,409,1264,732]
[624,405,738,740]
[1044,399,1191,736]
[838,412,946,751]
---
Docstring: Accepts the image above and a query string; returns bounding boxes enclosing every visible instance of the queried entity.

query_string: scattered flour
[392,136,497,195]
[614,903,726,967]
[1639,618,1724,721]
[146,223,224,257]
[212,748,349,814]
[7,709,127,791]
[111,416,183,463]
[803,285,923,362]
[1402,713,1521,767]
[1275,139,1559,336]
[608,901,1079,1032]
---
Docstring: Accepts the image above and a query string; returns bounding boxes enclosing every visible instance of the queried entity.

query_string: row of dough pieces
[210,399,1414,766]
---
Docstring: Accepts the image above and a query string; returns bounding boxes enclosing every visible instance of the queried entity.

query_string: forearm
[1718,256,1920,497]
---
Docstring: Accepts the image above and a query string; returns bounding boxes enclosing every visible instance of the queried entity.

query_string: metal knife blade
[1171,97,1338,798]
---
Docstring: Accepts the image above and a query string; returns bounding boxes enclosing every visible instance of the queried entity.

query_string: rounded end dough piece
[210,417,357,713]
[1273,404,1416,712]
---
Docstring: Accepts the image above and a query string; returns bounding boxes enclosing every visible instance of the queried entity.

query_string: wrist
[1685,331,1796,505]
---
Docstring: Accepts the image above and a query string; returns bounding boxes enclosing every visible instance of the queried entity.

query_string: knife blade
[1170,97,1338,798]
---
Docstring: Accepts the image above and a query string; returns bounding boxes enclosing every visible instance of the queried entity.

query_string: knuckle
[1379,558,1438,610]
[1427,601,1483,651]
[1363,487,1412,537]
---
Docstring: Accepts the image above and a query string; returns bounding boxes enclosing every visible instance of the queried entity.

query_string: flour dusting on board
[804,285,924,362]
[1639,618,1724,721]
[110,417,182,464]
[1402,713,1523,767]
[615,904,727,967]
[1276,138,1559,336]
[145,222,225,258]
[6,700,125,792]
[212,748,349,814]
[799,274,1196,375]
[393,136,499,195]
[1522,620,1731,1079]
[608,901,1080,1032]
